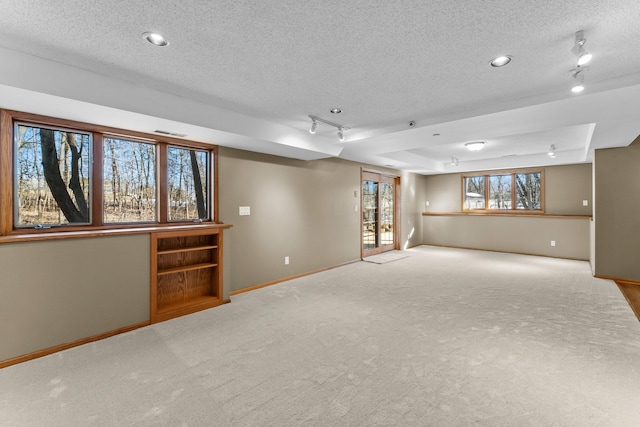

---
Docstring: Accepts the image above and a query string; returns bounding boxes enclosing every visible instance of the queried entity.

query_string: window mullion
[511,173,516,211]
[0,110,13,235]
[158,143,168,224]
[92,132,103,226]
[484,175,490,210]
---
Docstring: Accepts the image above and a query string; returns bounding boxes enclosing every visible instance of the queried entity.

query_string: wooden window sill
[0,223,233,244]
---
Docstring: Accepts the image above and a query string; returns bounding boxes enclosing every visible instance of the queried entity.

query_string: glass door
[362,171,398,257]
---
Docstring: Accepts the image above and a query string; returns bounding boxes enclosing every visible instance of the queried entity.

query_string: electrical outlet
[551,240,556,247]
[239,206,251,216]
[284,256,289,265]
[582,200,588,207]
[425,201,430,207]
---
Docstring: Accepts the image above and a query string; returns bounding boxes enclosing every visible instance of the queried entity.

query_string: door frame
[361,169,400,259]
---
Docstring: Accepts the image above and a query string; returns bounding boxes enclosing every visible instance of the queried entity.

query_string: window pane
[168,146,209,221]
[489,175,512,209]
[15,124,91,226]
[464,176,485,209]
[103,137,157,223]
[380,181,394,246]
[515,172,542,210]
[362,180,378,250]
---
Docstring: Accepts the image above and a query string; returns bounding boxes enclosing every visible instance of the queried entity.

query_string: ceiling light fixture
[570,67,585,93]
[465,141,486,151]
[330,108,342,114]
[450,157,459,166]
[574,30,592,66]
[308,115,350,142]
[548,144,557,158]
[490,55,512,67]
[142,32,169,47]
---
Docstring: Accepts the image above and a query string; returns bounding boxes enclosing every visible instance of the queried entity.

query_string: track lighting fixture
[574,30,592,66]
[571,67,585,93]
[465,141,485,151]
[568,30,592,93]
[548,144,557,158]
[308,115,350,142]
[450,157,459,166]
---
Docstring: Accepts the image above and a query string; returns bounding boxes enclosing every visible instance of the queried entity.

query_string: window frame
[0,109,218,237]
[461,168,545,214]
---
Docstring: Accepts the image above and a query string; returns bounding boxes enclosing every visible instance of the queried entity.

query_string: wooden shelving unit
[150,228,224,323]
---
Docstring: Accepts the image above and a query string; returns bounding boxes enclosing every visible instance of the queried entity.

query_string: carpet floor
[1,246,639,426]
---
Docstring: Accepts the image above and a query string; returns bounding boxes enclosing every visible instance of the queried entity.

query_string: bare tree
[190,150,206,218]
[39,129,88,222]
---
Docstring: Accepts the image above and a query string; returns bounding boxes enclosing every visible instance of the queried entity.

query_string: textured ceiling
[1,0,640,173]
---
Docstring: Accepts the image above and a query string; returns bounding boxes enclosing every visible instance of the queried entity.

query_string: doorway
[362,170,399,258]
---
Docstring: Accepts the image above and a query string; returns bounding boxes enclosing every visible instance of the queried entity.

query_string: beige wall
[218,147,409,292]
[594,139,640,281]
[400,170,427,249]
[421,164,592,260]
[1,148,598,364]
[0,235,149,361]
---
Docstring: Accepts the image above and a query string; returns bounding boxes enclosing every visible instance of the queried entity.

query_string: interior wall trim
[610,278,640,323]
[0,321,151,370]
[422,212,592,219]
[230,259,361,296]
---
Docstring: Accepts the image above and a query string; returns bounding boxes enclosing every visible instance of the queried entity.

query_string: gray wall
[594,139,640,281]
[421,164,592,260]
[0,235,149,361]
[218,147,407,292]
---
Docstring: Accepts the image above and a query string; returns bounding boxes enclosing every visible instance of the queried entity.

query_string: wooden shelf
[150,228,224,323]
[157,245,218,255]
[157,262,218,276]
[157,295,220,314]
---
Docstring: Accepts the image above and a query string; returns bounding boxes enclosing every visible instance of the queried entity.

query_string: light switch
[239,206,251,216]
[425,201,430,207]
[582,200,588,207]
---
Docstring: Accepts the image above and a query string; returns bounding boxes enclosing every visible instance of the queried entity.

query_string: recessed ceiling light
[490,55,512,67]
[465,141,486,151]
[142,32,169,47]
[330,108,342,114]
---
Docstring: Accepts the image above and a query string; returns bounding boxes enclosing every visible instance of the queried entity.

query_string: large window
[15,124,91,226]
[463,169,543,212]
[1,110,217,235]
[103,137,157,223]
[167,146,208,221]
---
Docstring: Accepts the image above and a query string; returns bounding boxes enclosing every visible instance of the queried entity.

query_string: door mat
[363,251,409,264]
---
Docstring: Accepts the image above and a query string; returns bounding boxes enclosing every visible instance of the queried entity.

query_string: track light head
[337,128,345,142]
[548,144,557,158]
[571,69,585,93]
[309,119,317,134]
[574,30,592,66]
